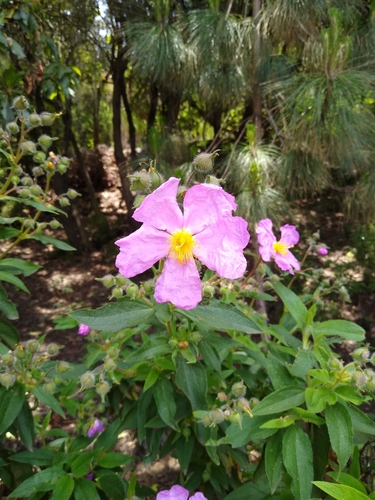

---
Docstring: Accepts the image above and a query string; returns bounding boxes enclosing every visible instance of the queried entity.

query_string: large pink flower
[115,177,249,310]
[256,218,300,274]
[156,485,207,500]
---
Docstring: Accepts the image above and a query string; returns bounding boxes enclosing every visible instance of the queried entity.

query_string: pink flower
[115,178,249,310]
[317,246,328,256]
[256,218,300,275]
[86,472,94,480]
[87,418,104,438]
[156,485,207,500]
[78,324,91,336]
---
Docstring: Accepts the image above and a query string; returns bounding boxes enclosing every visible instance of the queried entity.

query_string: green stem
[288,245,312,289]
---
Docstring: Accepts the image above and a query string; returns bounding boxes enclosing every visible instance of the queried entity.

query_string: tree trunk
[161,89,182,132]
[93,85,101,148]
[120,74,136,159]
[112,57,135,226]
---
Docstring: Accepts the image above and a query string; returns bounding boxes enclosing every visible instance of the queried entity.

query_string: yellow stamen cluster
[273,241,288,255]
[169,228,195,264]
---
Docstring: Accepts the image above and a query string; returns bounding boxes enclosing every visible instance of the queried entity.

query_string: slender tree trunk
[112,57,135,226]
[93,85,101,148]
[120,73,136,159]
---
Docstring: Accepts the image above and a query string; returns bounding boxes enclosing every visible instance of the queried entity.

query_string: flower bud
[317,246,328,256]
[107,347,119,359]
[210,408,225,424]
[0,373,16,389]
[25,339,39,353]
[353,347,370,364]
[202,470,211,482]
[15,348,26,360]
[28,113,42,126]
[30,184,43,196]
[328,358,343,371]
[80,372,96,390]
[270,274,280,283]
[19,188,31,198]
[168,339,178,348]
[217,392,227,402]
[203,285,215,298]
[56,361,70,374]
[12,176,20,185]
[96,381,111,402]
[229,412,242,425]
[59,197,70,207]
[38,134,53,149]
[40,112,55,126]
[190,332,202,343]
[129,170,151,191]
[143,281,154,293]
[200,413,212,426]
[7,122,20,134]
[232,381,246,397]
[57,163,68,175]
[53,376,63,385]
[21,176,33,186]
[67,189,80,200]
[133,194,145,209]
[47,343,62,356]
[100,274,116,287]
[182,427,191,438]
[78,324,91,336]
[178,341,189,349]
[2,353,15,367]
[104,358,116,371]
[205,175,223,186]
[23,218,35,229]
[50,219,62,229]
[115,274,128,286]
[193,150,220,173]
[20,140,37,155]
[352,370,367,389]
[148,168,164,190]
[43,381,56,394]
[12,96,29,110]
[126,284,139,298]
[33,166,44,177]
[112,287,123,298]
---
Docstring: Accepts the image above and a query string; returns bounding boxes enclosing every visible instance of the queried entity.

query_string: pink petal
[156,486,189,500]
[115,225,168,278]
[133,177,183,232]
[274,250,300,275]
[256,218,276,262]
[190,494,208,500]
[154,257,202,310]
[183,183,237,234]
[280,224,299,247]
[194,217,249,279]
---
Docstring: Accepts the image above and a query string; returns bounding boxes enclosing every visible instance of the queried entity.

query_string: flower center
[273,241,289,255]
[169,228,195,264]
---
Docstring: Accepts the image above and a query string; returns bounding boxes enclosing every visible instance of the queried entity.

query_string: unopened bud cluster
[98,273,156,301]
[80,370,112,403]
[129,165,164,199]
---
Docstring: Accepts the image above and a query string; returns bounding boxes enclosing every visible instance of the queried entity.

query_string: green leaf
[126,337,170,364]
[305,386,337,413]
[347,404,375,436]
[282,425,313,500]
[287,349,315,378]
[29,234,76,251]
[175,355,207,410]
[334,386,363,405]
[97,473,126,500]
[312,481,370,500]
[223,481,270,499]
[273,282,308,328]
[0,317,19,348]
[313,320,365,342]
[0,297,19,319]
[154,376,179,431]
[180,300,261,334]
[199,342,221,372]
[328,471,368,495]
[10,449,55,466]
[72,450,100,478]
[8,467,66,498]
[74,478,101,500]
[0,382,25,434]
[97,452,135,468]
[143,367,161,392]
[15,401,35,450]
[265,430,284,494]
[31,386,65,418]
[70,299,155,332]
[0,227,20,239]
[325,402,353,470]
[51,475,75,500]
[1,258,42,276]
[261,416,295,429]
[252,386,305,416]
[350,445,361,480]
[0,271,29,293]
[3,196,64,214]
[176,433,195,474]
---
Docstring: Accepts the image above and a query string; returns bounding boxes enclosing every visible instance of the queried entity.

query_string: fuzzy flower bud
[20,140,37,155]
[43,381,56,394]
[203,285,215,298]
[32,167,44,177]
[126,284,139,298]
[59,197,70,207]
[34,151,47,164]
[40,112,55,126]
[133,194,146,209]
[80,372,96,390]
[67,189,80,200]
[143,281,154,293]
[2,353,15,367]
[217,392,227,402]
[25,339,39,353]
[38,134,53,149]
[15,348,26,360]
[200,413,212,426]
[21,176,33,186]
[6,122,19,134]
[30,184,43,196]
[28,113,42,126]
[229,412,242,425]
[104,357,116,371]
[352,370,367,389]
[148,168,164,190]
[112,287,123,298]
[96,381,111,402]
[353,347,370,364]
[19,188,31,198]
[12,96,29,110]
[210,408,225,424]
[249,397,260,408]
[193,150,220,173]
[0,373,16,389]
[46,343,62,356]
[56,361,70,374]
[107,347,119,359]
[129,170,151,191]
[328,357,343,371]
[49,219,62,229]
[99,274,115,287]
[190,332,202,343]
[205,175,223,186]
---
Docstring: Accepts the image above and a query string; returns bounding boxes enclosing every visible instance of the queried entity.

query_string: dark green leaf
[72,450,100,478]
[180,301,261,334]
[0,271,29,293]
[265,430,284,494]
[15,401,35,450]
[8,467,66,498]
[176,433,195,474]
[74,478,101,500]
[328,471,367,495]
[97,473,126,500]
[3,196,64,214]
[31,386,65,418]
[325,402,353,470]
[347,404,375,436]
[0,317,19,348]
[29,234,75,251]
[126,337,170,364]
[0,227,20,239]
[0,297,19,319]
[273,282,308,328]
[223,481,270,499]
[199,342,221,372]
[175,356,207,410]
[0,382,24,434]
[154,377,179,431]
[312,481,370,500]
[313,320,365,342]
[283,425,313,500]
[70,299,155,333]
[252,386,305,416]
[1,258,42,276]
[51,475,75,500]
[10,449,55,467]
[97,452,135,468]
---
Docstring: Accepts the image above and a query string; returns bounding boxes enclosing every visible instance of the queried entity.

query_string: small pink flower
[256,218,300,275]
[87,418,104,438]
[317,246,328,256]
[78,324,91,336]
[86,472,94,480]
[156,485,207,500]
[115,178,249,310]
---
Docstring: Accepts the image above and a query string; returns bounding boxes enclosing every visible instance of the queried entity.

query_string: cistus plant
[0,150,374,500]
